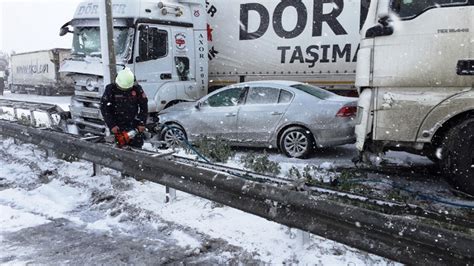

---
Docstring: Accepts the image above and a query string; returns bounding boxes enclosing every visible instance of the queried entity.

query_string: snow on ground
[0,137,397,264]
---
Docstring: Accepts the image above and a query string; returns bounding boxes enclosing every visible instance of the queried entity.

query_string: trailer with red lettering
[206,0,367,94]
[9,49,74,95]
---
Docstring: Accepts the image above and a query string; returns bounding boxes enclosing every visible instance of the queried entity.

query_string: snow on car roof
[237,80,303,87]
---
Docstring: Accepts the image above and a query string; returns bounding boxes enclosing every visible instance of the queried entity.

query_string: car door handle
[271,112,283,115]
[225,113,236,117]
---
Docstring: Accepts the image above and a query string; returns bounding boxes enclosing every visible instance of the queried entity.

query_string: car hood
[160,101,196,114]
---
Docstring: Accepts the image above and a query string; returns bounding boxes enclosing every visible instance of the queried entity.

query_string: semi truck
[9,49,74,96]
[59,0,368,135]
[355,0,474,194]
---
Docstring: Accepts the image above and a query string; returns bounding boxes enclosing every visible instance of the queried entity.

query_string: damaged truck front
[59,0,208,135]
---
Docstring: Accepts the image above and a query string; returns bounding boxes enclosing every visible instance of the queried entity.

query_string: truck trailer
[355,0,474,194]
[59,0,368,135]
[9,49,74,96]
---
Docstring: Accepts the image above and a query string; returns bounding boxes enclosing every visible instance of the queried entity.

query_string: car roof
[235,80,303,87]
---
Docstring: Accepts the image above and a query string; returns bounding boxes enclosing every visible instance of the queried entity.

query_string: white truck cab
[60,0,208,135]
[355,0,474,193]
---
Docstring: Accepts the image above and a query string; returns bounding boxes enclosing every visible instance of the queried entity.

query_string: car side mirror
[195,102,201,110]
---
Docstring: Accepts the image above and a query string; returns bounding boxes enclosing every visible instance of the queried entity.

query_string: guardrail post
[12,107,18,120]
[93,163,103,176]
[296,229,311,247]
[29,110,36,126]
[46,148,55,158]
[165,186,176,203]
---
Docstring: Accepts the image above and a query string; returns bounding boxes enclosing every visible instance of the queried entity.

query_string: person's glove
[111,126,120,134]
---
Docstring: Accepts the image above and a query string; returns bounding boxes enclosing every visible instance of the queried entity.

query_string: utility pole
[99,0,117,88]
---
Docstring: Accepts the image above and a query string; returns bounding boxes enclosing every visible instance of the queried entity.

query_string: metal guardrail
[0,120,473,264]
[0,99,68,131]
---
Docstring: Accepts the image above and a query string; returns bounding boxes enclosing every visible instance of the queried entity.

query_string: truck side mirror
[378,15,390,27]
[59,21,72,36]
[59,27,70,36]
[365,16,393,38]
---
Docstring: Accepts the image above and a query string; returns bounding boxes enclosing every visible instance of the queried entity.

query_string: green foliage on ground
[240,151,281,176]
[186,136,235,163]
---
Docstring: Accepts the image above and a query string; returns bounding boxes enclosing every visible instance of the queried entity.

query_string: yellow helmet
[115,68,135,90]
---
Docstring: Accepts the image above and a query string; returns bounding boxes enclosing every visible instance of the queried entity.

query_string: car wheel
[160,124,187,148]
[440,118,474,195]
[279,127,314,159]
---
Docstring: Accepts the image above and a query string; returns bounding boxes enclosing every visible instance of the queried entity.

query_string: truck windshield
[72,27,133,59]
[390,0,468,19]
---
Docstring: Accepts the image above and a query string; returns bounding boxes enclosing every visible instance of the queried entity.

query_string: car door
[193,87,246,141]
[237,86,292,144]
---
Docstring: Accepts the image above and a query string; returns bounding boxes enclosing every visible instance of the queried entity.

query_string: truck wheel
[160,124,187,148]
[441,118,474,195]
[279,126,314,159]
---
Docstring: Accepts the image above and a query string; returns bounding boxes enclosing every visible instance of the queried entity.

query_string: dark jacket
[100,83,148,130]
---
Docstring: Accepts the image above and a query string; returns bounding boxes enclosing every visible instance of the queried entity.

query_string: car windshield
[290,84,334,100]
[72,27,133,59]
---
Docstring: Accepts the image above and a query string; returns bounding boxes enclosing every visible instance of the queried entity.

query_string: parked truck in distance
[59,0,368,135]
[355,0,474,194]
[9,49,74,96]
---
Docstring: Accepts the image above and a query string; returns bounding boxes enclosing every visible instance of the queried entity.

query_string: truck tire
[441,118,474,195]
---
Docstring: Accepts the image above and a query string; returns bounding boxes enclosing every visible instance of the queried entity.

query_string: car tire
[440,118,474,195]
[279,126,314,159]
[160,124,187,148]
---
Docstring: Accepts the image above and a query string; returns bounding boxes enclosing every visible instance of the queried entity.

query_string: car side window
[204,87,245,107]
[245,87,279,105]
[278,90,293,104]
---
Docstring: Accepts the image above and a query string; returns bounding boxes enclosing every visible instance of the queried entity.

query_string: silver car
[158,81,357,158]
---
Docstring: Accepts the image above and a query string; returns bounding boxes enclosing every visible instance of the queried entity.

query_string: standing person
[100,68,148,148]
[0,72,4,96]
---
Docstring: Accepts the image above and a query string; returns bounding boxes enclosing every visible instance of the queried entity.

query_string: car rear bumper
[312,124,356,147]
